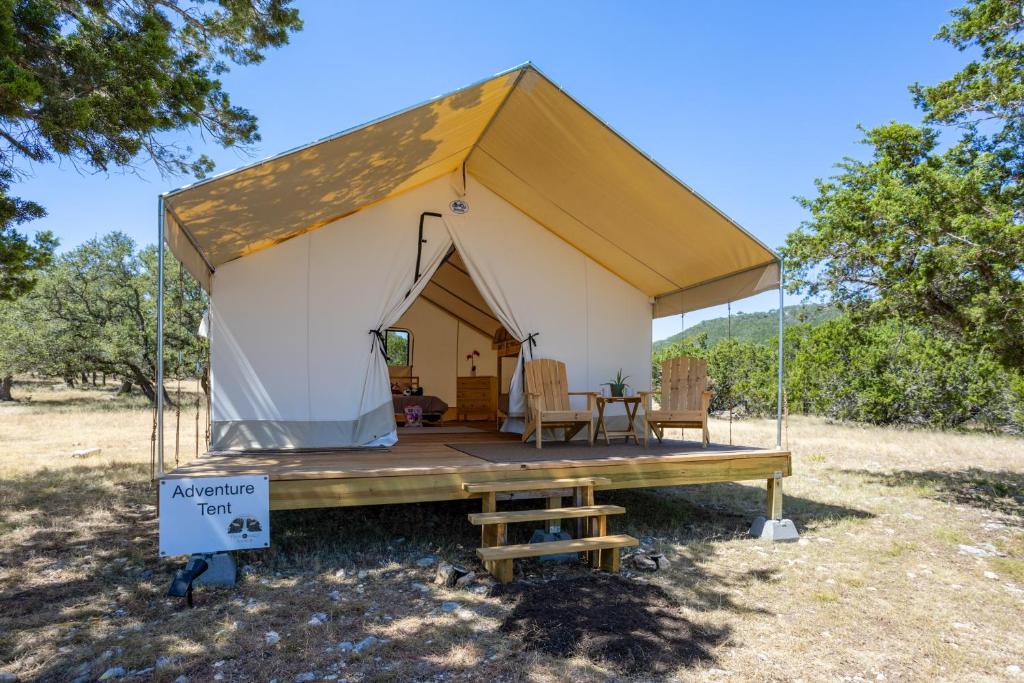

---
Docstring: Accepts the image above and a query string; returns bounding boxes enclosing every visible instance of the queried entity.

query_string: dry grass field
[1,380,1022,682]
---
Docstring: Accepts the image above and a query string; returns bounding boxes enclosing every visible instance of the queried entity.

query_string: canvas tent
[157,64,781,457]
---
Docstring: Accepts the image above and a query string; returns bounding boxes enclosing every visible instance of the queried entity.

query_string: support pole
[776,262,784,449]
[156,196,166,477]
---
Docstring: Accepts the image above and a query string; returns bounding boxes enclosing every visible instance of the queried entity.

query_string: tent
[156,64,782,456]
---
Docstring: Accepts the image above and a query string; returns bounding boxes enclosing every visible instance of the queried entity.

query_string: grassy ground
[1,381,1022,682]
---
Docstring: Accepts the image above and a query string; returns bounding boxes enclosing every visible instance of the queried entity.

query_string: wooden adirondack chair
[523,359,596,449]
[641,356,715,447]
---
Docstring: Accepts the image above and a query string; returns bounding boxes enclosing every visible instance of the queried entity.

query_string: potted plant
[466,350,480,376]
[604,369,630,397]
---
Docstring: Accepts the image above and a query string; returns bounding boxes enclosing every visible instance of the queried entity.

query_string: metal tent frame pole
[156,196,165,477]
[776,262,784,449]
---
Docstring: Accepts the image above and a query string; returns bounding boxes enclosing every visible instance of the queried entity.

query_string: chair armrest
[701,390,714,413]
[638,390,658,411]
[568,391,598,410]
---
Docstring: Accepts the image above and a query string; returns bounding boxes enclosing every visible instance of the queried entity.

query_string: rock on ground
[353,636,379,653]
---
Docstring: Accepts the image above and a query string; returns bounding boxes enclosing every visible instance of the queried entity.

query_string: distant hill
[653,303,838,352]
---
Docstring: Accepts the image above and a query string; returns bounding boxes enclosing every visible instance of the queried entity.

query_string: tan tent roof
[162,64,779,315]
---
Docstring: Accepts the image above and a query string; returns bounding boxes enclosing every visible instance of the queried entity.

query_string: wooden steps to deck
[463,477,636,583]
[468,504,625,525]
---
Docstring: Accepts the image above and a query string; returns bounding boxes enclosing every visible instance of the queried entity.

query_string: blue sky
[19,1,966,340]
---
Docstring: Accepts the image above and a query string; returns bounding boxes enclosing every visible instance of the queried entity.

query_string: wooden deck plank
[463,477,610,493]
[168,443,791,481]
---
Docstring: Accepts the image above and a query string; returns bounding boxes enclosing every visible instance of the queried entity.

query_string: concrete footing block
[529,530,576,562]
[749,516,800,542]
[193,552,237,587]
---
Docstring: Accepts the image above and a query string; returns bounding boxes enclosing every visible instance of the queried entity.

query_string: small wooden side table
[595,395,642,445]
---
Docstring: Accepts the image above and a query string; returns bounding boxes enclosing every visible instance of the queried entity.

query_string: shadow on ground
[843,467,1024,520]
[497,574,729,675]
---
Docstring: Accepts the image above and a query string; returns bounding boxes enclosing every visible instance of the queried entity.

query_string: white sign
[159,475,270,556]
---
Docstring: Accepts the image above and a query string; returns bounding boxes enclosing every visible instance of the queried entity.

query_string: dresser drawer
[456,376,497,419]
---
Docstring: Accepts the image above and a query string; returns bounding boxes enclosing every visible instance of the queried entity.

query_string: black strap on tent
[521,332,539,359]
[370,328,390,364]
[519,332,540,390]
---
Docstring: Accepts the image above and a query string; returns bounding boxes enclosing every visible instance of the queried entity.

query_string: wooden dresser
[456,375,498,421]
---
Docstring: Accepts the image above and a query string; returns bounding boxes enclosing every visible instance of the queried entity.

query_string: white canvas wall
[209,175,652,449]
[446,178,652,418]
[209,179,454,449]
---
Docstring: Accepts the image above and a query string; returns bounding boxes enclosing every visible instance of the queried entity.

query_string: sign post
[159,475,270,557]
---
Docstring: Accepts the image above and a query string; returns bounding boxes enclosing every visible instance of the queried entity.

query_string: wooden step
[463,477,611,494]
[468,505,625,526]
[476,534,638,562]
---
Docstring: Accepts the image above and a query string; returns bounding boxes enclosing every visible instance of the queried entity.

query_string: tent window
[385,328,412,366]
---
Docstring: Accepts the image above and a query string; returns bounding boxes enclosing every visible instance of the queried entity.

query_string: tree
[0,175,56,300]
[911,0,1024,150]
[783,124,1024,370]
[1,232,206,403]
[0,0,302,297]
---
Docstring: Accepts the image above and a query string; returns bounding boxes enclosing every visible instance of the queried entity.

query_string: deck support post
[493,559,514,583]
[480,492,497,573]
[545,495,562,533]
[749,471,799,542]
[599,546,621,573]
[590,514,608,567]
[767,475,783,521]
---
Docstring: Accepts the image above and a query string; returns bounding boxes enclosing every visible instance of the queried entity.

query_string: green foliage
[787,316,1022,429]
[911,0,1024,143]
[0,233,206,402]
[0,0,302,298]
[783,123,1024,371]
[652,303,836,352]
[386,329,410,367]
[653,313,1024,431]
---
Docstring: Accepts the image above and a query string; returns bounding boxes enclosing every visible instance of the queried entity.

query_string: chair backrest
[524,358,571,411]
[660,357,708,411]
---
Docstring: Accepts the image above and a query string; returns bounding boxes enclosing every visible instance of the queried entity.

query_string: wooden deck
[164,426,792,511]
